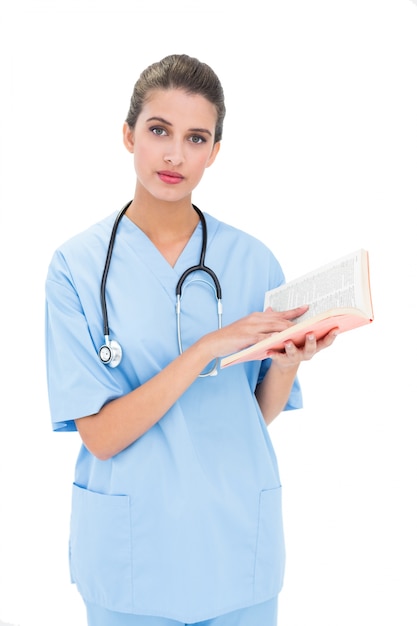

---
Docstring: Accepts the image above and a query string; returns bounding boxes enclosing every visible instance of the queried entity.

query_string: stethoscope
[98,201,223,376]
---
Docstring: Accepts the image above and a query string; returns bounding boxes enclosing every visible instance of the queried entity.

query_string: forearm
[75,337,215,461]
[255,361,299,425]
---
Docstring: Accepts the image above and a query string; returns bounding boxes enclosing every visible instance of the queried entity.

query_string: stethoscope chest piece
[99,337,123,368]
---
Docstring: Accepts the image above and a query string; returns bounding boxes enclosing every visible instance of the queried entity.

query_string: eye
[151,126,167,136]
[189,135,206,144]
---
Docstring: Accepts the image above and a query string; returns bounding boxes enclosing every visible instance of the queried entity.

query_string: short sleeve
[45,251,123,432]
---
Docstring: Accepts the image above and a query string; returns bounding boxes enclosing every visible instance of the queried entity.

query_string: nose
[164,139,184,167]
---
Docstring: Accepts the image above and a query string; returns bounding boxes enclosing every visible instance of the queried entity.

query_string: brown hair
[125,54,226,143]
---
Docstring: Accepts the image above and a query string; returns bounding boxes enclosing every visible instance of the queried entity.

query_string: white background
[0,0,416,624]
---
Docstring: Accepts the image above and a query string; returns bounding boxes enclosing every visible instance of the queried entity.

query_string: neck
[126,188,198,235]
[125,194,200,267]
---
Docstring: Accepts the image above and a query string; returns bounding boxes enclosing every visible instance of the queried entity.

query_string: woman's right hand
[202,305,309,360]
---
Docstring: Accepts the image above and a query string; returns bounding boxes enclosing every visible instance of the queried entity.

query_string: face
[123,89,220,204]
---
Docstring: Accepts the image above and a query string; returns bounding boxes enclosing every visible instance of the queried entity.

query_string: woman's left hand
[267,329,339,369]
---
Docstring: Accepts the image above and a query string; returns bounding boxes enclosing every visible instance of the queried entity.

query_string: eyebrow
[146,116,213,137]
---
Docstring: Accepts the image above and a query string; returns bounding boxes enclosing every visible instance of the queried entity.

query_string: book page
[264,250,368,324]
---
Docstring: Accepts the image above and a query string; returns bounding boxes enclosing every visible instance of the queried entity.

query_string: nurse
[45,54,337,626]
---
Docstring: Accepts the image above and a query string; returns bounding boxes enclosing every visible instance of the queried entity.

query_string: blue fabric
[45,211,302,622]
[84,596,278,625]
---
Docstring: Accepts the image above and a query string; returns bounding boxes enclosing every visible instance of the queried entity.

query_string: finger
[284,340,299,360]
[317,328,339,350]
[278,305,309,320]
[302,333,317,359]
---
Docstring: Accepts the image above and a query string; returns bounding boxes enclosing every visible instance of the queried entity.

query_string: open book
[220,249,374,368]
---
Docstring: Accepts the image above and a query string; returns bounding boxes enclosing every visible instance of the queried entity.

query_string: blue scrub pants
[84,597,278,626]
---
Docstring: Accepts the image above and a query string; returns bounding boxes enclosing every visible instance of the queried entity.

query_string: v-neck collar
[120,214,203,274]
[111,215,208,308]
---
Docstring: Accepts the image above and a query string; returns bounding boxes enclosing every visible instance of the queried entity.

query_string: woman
[45,54,337,626]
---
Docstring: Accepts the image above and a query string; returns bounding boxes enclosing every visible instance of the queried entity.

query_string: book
[220,248,374,368]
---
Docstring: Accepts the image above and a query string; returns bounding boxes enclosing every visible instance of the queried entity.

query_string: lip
[157,170,185,184]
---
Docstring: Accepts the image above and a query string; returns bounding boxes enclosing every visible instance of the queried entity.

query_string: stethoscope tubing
[100,200,133,337]
[175,205,222,301]
[99,202,223,374]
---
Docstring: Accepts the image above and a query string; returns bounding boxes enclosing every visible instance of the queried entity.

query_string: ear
[206,141,221,168]
[122,122,135,153]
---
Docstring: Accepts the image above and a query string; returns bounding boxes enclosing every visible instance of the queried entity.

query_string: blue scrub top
[45,211,302,623]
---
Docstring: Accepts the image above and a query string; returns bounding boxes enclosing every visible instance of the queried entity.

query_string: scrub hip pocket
[69,483,133,612]
[253,486,286,601]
